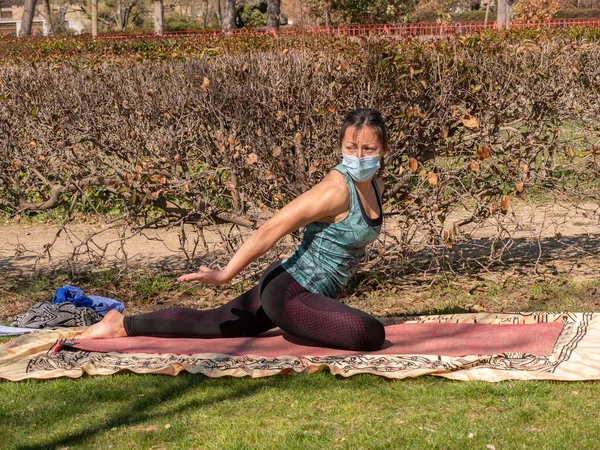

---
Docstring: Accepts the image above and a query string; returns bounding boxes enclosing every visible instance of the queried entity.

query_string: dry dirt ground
[1,199,599,323]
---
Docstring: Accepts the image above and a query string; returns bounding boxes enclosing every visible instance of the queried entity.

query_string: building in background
[0,0,86,35]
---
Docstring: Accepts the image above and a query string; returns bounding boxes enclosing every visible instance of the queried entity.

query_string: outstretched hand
[177,266,231,285]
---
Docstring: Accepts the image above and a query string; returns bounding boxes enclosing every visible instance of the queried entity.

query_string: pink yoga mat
[68,322,564,357]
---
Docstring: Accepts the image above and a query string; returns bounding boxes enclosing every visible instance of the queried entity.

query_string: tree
[267,0,280,28]
[75,0,145,32]
[410,0,451,22]
[19,0,37,36]
[222,0,235,30]
[513,0,558,21]
[306,0,416,25]
[41,0,55,35]
[496,0,513,28]
[154,0,164,34]
[91,0,98,36]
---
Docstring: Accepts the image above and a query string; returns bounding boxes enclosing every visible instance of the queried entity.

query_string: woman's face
[341,126,385,159]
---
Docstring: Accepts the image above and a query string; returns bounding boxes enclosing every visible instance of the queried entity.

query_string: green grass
[2,271,600,448]
[2,372,600,449]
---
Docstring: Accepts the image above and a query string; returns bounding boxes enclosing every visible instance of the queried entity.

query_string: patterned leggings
[124,261,385,351]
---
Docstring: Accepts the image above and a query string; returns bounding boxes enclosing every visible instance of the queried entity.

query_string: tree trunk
[154,0,164,35]
[41,0,54,35]
[496,0,511,29]
[484,0,492,26]
[91,0,98,37]
[202,0,209,29]
[19,0,37,36]
[267,0,280,29]
[214,0,222,27]
[222,0,235,32]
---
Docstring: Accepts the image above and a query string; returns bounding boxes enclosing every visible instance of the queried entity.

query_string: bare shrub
[1,30,599,278]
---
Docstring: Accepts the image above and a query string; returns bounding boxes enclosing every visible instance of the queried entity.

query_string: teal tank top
[281,164,383,298]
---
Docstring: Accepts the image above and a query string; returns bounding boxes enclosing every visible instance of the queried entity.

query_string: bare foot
[80,310,127,339]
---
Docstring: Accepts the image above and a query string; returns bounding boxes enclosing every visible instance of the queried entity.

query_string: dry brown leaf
[12,160,22,170]
[122,100,130,110]
[150,174,162,183]
[225,181,236,191]
[247,153,258,165]
[489,203,498,215]
[201,77,210,91]
[428,172,438,186]
[440,125,449,140]
[419,170,427,181]
[409,157,418,173]
[476,146,490,160]
[294,132,302,144]
[468,159,480,172]
[227,136,237,146]
[501,194,511,211]
[462,114,479,129]
[272,147,282,157]
[183,183,190,193]
[516,182,524,193]
[134,165,142,173]
[129,130,137,140]
[432,203,439,212]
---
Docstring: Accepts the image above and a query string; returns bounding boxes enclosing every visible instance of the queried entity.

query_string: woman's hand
[177,266,231,285]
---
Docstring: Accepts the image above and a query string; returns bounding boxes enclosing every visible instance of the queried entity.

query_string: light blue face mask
[342,154,381,182]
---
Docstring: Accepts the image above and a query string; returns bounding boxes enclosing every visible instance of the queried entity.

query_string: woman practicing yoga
[83,108,388,351]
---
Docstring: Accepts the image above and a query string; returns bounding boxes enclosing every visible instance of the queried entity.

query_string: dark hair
[338,108,389,154]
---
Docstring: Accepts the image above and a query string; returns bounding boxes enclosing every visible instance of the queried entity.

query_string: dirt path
[1,200,599,278]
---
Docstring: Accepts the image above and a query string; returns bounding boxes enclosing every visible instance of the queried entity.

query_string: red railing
[5,17,600,40]
[95,17,600,40]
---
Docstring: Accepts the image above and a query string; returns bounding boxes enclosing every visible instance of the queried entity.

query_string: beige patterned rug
[1,312,598,382]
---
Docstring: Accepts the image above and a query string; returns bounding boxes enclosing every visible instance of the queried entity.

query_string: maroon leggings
[124,261,385,351]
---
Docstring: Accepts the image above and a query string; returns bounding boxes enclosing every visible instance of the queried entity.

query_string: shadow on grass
[347,233,600,293]
[13,372,286,450]
[2,233,599,283]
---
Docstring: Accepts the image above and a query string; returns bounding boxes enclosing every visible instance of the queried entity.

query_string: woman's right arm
[178,171,349,284]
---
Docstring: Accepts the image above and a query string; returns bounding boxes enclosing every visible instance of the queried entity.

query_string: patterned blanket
[1,312,599,382]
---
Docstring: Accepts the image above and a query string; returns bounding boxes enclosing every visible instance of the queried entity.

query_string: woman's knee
[361,315,386,351]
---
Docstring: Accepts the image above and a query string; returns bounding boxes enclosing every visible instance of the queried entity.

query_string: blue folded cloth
[52,285,125,316]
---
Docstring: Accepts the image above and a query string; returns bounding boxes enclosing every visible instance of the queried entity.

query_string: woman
[83,108,388,351]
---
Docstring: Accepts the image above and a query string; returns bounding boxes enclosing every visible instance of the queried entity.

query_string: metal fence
[94,17,600,40]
